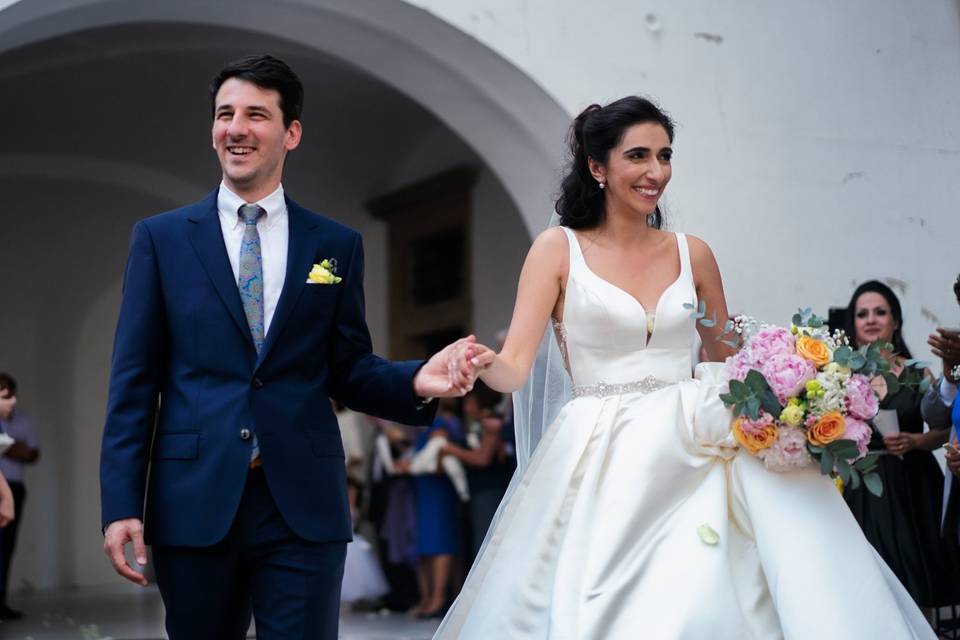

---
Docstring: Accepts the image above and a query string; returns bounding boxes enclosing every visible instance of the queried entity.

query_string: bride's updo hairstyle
[555,96,675,230]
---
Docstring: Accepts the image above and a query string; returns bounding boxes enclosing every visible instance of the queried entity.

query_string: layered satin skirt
[434,364,933,639]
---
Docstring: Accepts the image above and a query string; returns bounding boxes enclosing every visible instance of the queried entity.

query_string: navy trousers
[153,468,347,639]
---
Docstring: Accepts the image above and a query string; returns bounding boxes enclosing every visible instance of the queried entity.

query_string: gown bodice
[554,226,698,387]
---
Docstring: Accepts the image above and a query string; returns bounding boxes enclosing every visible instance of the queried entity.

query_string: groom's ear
[284,120,302,152]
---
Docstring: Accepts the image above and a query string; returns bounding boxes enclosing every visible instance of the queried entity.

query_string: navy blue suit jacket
[100,191,435,546]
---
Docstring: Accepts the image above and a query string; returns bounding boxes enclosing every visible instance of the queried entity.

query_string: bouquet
[688,304,928,497]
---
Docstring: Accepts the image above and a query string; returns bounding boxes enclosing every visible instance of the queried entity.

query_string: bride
[436,97,934,639]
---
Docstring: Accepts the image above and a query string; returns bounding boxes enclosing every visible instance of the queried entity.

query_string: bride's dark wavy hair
[555,96,675,230]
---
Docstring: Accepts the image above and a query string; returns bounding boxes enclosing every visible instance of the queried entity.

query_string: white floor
[0,585,441,639]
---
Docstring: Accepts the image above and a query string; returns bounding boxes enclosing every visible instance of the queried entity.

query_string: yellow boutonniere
[308,259,342,284]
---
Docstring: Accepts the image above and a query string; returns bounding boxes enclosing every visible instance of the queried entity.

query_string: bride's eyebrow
[622,146,672,156]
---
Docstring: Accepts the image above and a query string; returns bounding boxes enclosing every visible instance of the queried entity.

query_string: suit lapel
[187,193,256,350]
[257,198,318,366]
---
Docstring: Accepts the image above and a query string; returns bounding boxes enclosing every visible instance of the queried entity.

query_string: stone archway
[0,0,570,235]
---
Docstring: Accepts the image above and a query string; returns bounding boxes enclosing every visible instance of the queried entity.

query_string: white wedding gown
[434,228,934,639]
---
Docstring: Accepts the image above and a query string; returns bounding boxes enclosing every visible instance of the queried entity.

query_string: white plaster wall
[409,0,960,366]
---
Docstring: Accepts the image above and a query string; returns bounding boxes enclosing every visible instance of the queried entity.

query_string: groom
[100,54,481,639]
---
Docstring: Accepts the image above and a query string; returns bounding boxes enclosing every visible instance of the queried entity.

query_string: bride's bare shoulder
[520,226,569,281]
[528,226,570,260]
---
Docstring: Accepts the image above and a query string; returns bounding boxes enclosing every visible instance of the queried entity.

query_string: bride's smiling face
[589,122,672,219]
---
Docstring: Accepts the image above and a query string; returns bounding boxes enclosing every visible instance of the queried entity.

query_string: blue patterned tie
[238,203,265,462]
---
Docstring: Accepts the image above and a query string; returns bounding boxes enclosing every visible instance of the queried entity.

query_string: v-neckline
[567,229,684,346]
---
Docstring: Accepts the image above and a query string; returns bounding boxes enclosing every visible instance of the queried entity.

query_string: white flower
[809,369,846,414]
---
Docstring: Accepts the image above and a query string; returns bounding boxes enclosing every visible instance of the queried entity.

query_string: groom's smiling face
[212,78,302,199]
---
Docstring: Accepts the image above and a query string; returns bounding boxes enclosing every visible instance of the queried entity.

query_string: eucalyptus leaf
[848,467,861,490]
[864,472,883,497]
[826,439,859,461]
[700,318,716,328]
[682,302,695,310]
[820,448,835,476]
[835,459,852,485]
[883,372,901,395]
[721,339,740,349]
[833,346,852,366]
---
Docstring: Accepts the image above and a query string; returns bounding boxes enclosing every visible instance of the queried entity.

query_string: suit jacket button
[240,428,252,440]
[252,378,264,389]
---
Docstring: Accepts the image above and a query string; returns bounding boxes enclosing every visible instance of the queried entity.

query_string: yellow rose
[796,336,831,367]
[308,264,342,284]
[807,411,846,446]
[779,403,805,427]
[732,418,778,455]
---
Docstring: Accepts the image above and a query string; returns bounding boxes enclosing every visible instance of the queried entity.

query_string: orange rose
[732,419,778,455]
[808,412,846,446]
[796,336,831,367]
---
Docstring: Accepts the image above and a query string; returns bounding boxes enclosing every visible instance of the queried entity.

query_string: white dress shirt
[217,182,288,336]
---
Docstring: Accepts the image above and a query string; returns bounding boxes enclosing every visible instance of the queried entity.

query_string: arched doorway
[0,0,568,590]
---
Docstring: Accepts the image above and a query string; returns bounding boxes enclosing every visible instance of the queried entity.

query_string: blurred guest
[0,373,38,620]
[0,473,14,528]
[369,420,419,611]
[440,381,515,559]
[409,400,463,618]
[333,400,376,522]
[841,282,958,610]
[928,276,960,543]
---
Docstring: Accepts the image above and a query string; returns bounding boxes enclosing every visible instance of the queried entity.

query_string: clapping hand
[413,336,495,398]
[928,328,960,383]
[945,438,960,479]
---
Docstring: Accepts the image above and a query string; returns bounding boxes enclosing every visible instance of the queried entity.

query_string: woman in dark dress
[842,281,958,612]
[409,401,463,618]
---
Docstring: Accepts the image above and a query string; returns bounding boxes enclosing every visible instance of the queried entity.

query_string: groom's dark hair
[209,54,304,128]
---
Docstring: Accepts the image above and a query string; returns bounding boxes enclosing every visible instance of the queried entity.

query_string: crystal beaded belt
[572,376,670,398]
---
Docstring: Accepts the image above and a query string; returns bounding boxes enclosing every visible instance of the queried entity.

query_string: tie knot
[238,204,265,225]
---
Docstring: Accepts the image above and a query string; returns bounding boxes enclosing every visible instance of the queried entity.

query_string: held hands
[103,518,149,586]
[928,328,960,383]
[413,336,496,398]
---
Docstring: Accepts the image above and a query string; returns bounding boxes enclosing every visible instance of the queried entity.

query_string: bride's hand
[468,343,496,375]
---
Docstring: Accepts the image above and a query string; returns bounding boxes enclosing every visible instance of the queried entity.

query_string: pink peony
[750,327,796,361]
[760,426,813,471]
[844,374,879,420]
[761,353,817,404]
[739,412,776,436]
[842,417,872,460]
[723,351,754,383]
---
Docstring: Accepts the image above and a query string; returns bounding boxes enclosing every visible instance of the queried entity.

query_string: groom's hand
[414,335,488,398]
[104,518,149,586]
